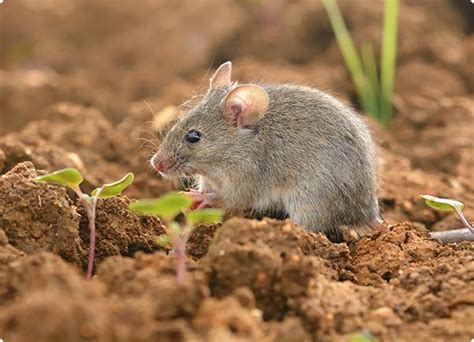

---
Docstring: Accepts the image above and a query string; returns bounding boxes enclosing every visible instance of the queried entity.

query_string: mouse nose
[154,161,165,172]
[151,154,167,172]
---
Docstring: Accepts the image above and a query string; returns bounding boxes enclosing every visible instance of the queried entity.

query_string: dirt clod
[0,162,83,266]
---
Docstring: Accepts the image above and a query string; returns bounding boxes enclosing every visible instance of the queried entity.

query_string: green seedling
[129,191,223,284]
[420,195,473,233]
[35,168,134,279]
[322,0,399,127]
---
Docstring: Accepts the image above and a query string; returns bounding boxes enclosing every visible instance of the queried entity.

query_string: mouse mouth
[151,158,177,175]
[151,153,190,177]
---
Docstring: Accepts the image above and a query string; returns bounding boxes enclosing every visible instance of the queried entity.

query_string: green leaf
[128,191,192,222]
[92,172,134,198]
[34,168,83,189]
[420,195,464,211]
[156,234,171,247]
[186,208,224,226]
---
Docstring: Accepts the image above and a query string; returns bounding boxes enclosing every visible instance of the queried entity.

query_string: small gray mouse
[151,61,381,242]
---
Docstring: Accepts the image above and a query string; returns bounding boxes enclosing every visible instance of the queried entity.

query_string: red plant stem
[85,202,96,279]
[175,240,186,284]
[174,224,192,285]
[74,187,102,279]
[454,207,474,233]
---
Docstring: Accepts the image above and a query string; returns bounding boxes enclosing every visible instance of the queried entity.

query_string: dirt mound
[0,161,170,274]
[205,218,347,319]
[0,214,473,341]
[0,162,83,266]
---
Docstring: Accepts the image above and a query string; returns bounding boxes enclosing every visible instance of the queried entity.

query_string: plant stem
[163,221,187,285]
[84,202,96,279]
[454,207,474,233]
[74,187,102,279]
[175,223,192,285]
[430,228,474,244]
[175,240,186,285]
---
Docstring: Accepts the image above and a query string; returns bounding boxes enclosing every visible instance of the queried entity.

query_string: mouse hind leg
[282,192,345,241]
[285,189,381,242]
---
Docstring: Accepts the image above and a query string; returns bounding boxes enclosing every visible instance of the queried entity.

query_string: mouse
[151,61,381,242]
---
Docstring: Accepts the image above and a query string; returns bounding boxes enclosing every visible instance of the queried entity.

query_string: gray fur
[152,79,380,242]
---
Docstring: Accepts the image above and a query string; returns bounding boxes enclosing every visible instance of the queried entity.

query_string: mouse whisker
[133,128,161,142]
[135,139,158,152]
[143,101,156,116]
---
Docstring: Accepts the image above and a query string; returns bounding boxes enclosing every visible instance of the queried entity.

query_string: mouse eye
[184,129,202,143]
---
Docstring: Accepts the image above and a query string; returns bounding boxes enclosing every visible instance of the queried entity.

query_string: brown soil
[0,0,473,341]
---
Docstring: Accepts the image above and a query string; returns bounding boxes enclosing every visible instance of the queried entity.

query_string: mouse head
[151,61,269,178]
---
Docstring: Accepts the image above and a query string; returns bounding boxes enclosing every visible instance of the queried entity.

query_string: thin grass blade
[380,0,399,127]
[322,0,377,117]
[361,42,381,119]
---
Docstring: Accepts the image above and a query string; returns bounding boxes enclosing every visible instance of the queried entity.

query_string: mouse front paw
[183,189,220,210]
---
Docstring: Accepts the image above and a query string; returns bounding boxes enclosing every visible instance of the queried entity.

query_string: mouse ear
[209,61,232,89]
[221,84,269,128]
